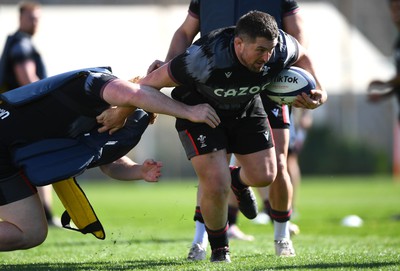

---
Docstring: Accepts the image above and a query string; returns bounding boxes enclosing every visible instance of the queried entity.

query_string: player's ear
[234,36,244,50]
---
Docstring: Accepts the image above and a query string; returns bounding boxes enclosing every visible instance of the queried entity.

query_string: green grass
[1,176,400,270]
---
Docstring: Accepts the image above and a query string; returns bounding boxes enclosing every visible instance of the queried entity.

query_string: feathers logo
[197,135,207,148]
[0,108,10,119]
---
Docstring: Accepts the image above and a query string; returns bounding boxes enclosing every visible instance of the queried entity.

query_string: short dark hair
[19,1,41,15]
[234,10,279,42]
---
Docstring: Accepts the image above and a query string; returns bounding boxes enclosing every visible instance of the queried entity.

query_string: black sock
[270,208,292,223]
[231,167,248,190]
[193,206,204,223]
[206,222,229,250]
[228,205,239,225]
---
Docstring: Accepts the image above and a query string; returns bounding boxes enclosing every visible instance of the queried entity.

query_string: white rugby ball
[265,67,316,105]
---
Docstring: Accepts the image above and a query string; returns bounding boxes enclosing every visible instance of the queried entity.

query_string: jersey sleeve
[9,37,34,64]
[280,30,299,67]
[188,0,200,19]
[169,43,211,86]
[282,0,300,17]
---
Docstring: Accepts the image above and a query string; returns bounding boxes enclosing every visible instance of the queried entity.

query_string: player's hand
[147,60,165,75]
[96,106,129,134]
[368,80,388,92]
[141,159,163,182]
[188,103,220,128]
[293,89,326,109]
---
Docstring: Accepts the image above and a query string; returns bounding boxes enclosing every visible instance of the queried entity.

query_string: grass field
[1,176,399,271]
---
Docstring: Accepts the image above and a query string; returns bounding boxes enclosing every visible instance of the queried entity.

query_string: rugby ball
[264,67,316,105]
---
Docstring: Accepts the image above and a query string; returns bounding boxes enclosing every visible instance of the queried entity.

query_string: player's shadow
[43,237,190,248]
[3,260,399,271]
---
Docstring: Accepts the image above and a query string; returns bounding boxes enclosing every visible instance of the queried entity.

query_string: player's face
[234,36,277,72]
[20,8,41,36]
[391,0,400,28]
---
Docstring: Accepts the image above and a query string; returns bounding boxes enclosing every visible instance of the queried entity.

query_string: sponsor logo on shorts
[0,108,10,119]
[197,135,207,148]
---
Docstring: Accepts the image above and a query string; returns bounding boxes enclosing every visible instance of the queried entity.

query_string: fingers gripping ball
[265,67,316,105]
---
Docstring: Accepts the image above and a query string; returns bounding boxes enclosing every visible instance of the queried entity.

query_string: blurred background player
[0,1,57,226]
[287,107,313,217]
[147,0,312,259]
[368,0,400,111]
[367,0,400,220]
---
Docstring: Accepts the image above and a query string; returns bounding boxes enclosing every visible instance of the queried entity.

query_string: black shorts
[261,93,291,129]
[176,97,274,159]
[0,173,37,206]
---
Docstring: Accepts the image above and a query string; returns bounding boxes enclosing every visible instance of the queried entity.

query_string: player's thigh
[0,194,47,236]
[0,172,47,237]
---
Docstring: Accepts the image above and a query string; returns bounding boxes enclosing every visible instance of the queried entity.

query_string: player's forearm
[103,79,189,120]
[132,84,193,119]
[100,157,142,181]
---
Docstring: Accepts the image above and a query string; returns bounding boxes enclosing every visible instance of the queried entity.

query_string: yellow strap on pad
[52,177,105,240]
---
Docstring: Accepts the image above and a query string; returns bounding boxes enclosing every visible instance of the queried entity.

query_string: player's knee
[203,181,230,199]
[261,172,276,186]
[20,224,48,250]
[247,170,276,187]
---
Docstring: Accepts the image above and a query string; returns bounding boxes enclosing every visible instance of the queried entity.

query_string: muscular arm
[165,13,200,62]
[100,156,162,182]
[292,42,327,108]
[14,59,40,85]
[283,12,308,48]
[101,77,220,128]
[147,13,199,74]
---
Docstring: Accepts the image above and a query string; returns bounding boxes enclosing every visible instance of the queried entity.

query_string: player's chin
[254,64,264,72]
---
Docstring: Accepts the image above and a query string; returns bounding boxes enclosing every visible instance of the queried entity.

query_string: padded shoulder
[0,66,112,106]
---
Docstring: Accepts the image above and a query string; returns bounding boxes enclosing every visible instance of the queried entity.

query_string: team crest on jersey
[262,66,271,76]
[0,108,10,120]
[197,135,207,148]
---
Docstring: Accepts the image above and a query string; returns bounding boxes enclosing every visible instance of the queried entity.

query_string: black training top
[0,31,47,91]
[189,0,300,36]
[0,68,115,146]
[168,27,298,115]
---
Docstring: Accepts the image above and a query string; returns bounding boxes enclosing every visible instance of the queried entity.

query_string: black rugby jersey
[189,0,300,36]
[168,27,298,113]
[0,68,115,145]
[0,31,47,91]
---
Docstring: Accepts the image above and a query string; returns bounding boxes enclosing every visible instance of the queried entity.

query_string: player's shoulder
[198,27,235,64]
[9,34,34,57]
